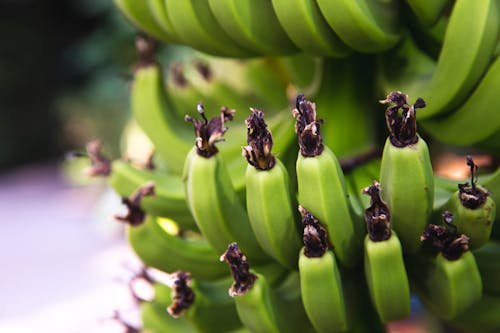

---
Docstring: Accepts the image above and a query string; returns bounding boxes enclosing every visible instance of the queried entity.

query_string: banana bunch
[85,0,500,331]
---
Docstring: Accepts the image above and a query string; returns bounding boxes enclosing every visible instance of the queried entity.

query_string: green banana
[161,272,243,333]
[316,0,401,53]
[142,300,197,333]
[221,243,314,333]
[184,105,269,262]
[294,94,363,268]
[439,157,496,250]
[109,159,198,231]
[131,54,194,174]
[114,0,174,43]
[147,0,183,43]
[271,0,352,57]
[483,166,500,239]
[449,292,500,333]
[127,216,228,281]
[207,0,299,55]
[164,0,255,57]
[243,109,302,269]
[412,217,483,320]
[362,182,411,323]
[473,240,500,295]
[298,206,348,333]
[379,92,434,254]
[276,54,323,97]
[405,0,451,26]
[420,55,500,146]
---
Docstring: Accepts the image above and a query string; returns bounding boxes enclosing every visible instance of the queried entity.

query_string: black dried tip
[458,156,489,209]
[299,206,329,258]
[194,60,213,81]
[292,94,324,157]
[220,243,257,297]
[167,271,195,318]
[135,36,156,68]
[84,140,112,177]
[242,108,276,170]
[170,62,188,87]
[420,211,469,260]
[379,91,425,147]
[185,103,235,158]
[114,181,155,226]
[363,181,391,242]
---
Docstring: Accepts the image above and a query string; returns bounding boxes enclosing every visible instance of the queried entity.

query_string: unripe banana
[405,0,452,26]
[243,109,302,269]
[147,0,183,43]
[449,292,500,332]
[184,104,269,263]
[411,217,483,320]
[473,241,500,295]
[293,95,363,268]
[162,272,243,333]
[379,92,434,254]
[142,299,196,333]
[297,206,348,333]
[221,243,315,333]
[362,182,411,323]
[439,157,496,250]
[127,216,228,281]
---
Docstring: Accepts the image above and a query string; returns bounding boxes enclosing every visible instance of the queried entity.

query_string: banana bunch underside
[91,0,500,332]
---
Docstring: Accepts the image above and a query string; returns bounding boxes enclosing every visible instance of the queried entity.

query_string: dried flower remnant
[242,108,276,170]
[363,181,391,242]
[185,103,235,158]
[220,243,257,297]
[292,94,324,157]
[84,139,111,177]
[114,181,155,226]
[299,205,329,258]
[458,156,490,209]
[167,271,195,318]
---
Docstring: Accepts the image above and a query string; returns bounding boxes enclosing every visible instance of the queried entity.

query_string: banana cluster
[89,1,500,331]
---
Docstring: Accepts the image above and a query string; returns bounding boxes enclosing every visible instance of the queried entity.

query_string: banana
[362,182,411,323]
[405,0,451,26]
[449,292,500,333]
[184,105,269,263]
[221,243,315,333]
[109,159,198,231]
[276,54,323,97]
[293,94,363,268]
[243,109,302,269]
[411,217,483,320]
[147,0,183,43]
[114,0,174,43]
[164,0,256,57]
[420,55,500,146]
[161,272,243,333]
[207,0,299,56]
[131,51,194,174]
[127,216,228,281]
[379,92,434,254]
[473,241,500,295]
[142,300,197,333]
[483,167,500,239]
[316,0,401,53]
[439,157,496,250]
[271,0,351,57]
[297,206,348,333]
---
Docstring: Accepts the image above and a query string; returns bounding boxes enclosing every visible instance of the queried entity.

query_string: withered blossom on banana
[185,103,235,158]
[458,156,490,209]
[114,181,155,226]
[380,91,425,147]
[299,205,329,258]
[135,35,156,68]
[220,243,257,297]
[242,108,275,170]
[420,211,470,260]
[167,271,195,318]
[84,139,112,177]
[363,181,391,241]
[292,94,325,157]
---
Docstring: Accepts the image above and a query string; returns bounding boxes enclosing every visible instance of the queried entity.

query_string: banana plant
[84,0,500,332]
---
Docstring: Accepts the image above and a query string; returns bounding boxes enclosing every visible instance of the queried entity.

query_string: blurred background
[0,0,157,332]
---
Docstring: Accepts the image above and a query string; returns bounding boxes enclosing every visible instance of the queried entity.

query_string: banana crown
[242,109,275,170]
[363,181,391,241]
[114,181,155,226]
[379,91,426,147]
[220,242,257,297]
[292,94,324,157]
[166,271,195,318]
[458,156,490,209]
[421,211,470,260]
[185,103,235,158]
[299,205,329,258]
